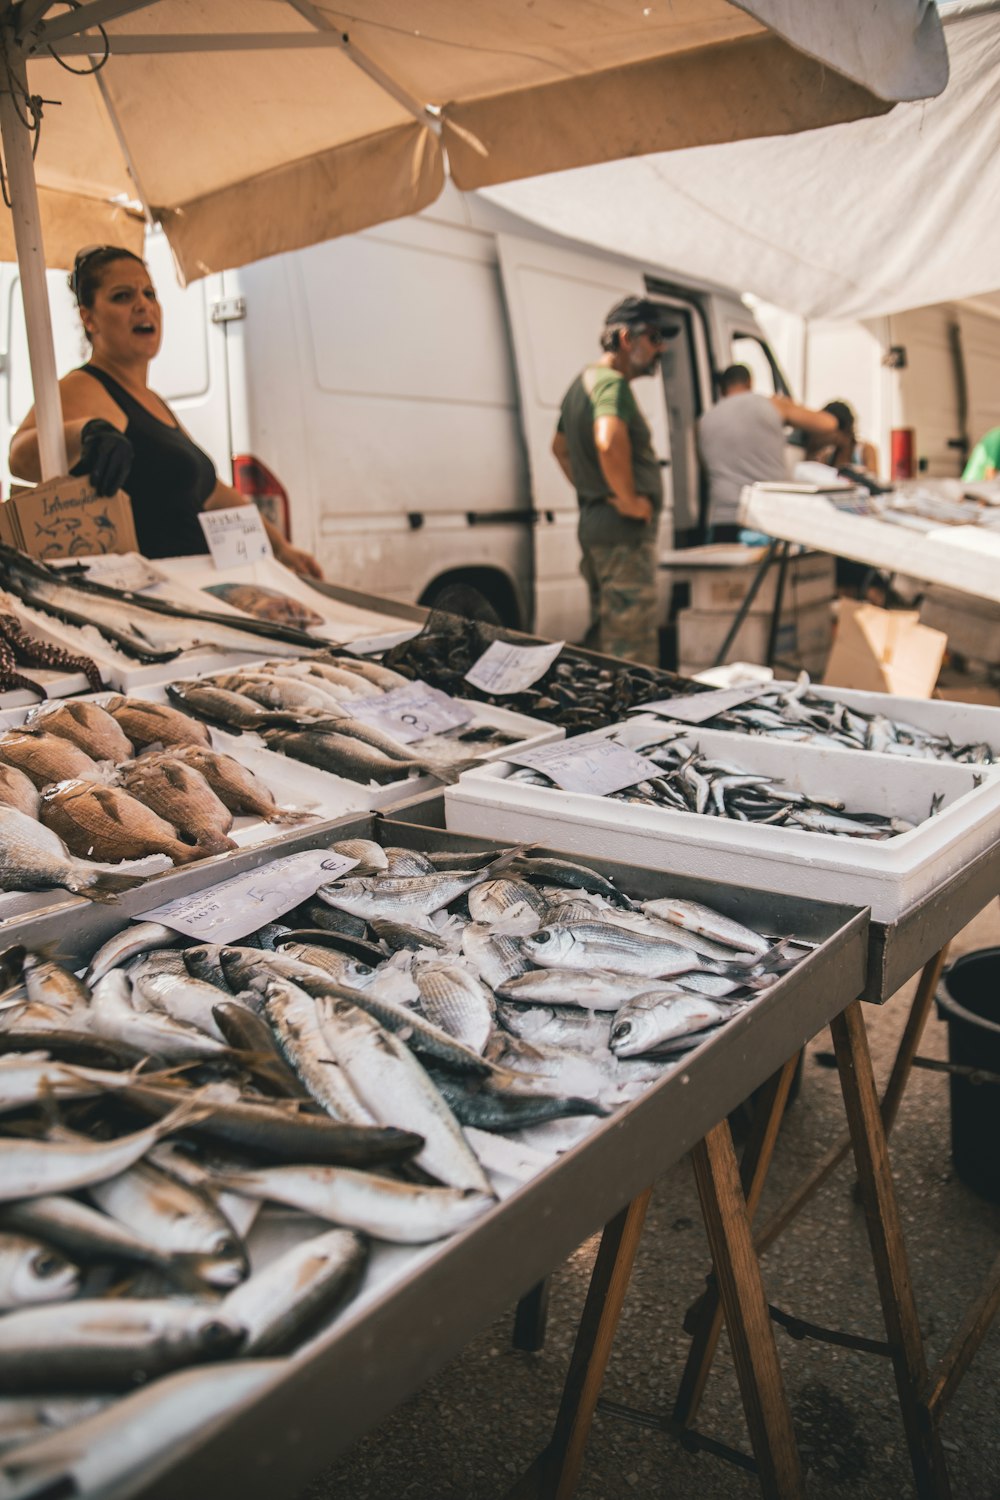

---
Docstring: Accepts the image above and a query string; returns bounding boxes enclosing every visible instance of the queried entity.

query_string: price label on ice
[632,686,762,724]
[465,639,564,695]
[507,732,659,797]
[198,505,273,570]
[144,848,358,944]
[83,552,166,593]
[347,682,473,744]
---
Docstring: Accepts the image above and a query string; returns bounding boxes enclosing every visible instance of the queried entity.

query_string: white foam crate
[444,723,1000,923]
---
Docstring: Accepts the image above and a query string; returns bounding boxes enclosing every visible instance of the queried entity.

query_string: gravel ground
[298,893,1000,1500]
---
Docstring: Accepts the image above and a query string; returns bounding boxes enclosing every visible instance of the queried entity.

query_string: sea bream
[0,804,162,903]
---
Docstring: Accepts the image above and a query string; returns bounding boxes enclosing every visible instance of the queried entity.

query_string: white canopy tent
[0,1,947,480]
[484,1,997,323]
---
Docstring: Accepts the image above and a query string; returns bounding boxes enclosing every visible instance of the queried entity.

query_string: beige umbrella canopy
[0,0,948,477]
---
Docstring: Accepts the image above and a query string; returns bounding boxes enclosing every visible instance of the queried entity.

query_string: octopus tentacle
[0,612,106,692]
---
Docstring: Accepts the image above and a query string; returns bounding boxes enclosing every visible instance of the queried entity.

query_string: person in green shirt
[963,426,1000,482]
[552,296,677,666]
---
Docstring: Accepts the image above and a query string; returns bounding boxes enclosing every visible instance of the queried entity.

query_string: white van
[0,188,783,641]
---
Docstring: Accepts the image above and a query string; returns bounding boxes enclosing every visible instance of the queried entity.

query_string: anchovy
[222,1228,368,1355]
[0,1233,79,1312]
[83,921,182,984]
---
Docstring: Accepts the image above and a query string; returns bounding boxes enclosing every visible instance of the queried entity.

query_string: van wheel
[420,582,503,628]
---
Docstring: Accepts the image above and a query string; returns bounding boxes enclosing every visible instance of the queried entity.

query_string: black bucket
[936,948,1000,1202]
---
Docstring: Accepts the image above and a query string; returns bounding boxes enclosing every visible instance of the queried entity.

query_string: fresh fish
[382,847,436,876]
[122,1079,422,1167]
[87,1158,249,1288]
[103,694,212,750]
[212,1163,493,1244]
[84,921,182,984]
[610,991,732,1056]
[0,1195,171,1272]
[258,977,375,1125]
[203,581,324,631]
[222,1228,368,1354]
[118,759,236,855]
[0,1396,108,1455]
[0,763,41,818]
[89,970,230,1062]
[24,700,134,762]
[0,1233,79,1311]
[0,1299,244,1392]
[641,898,771,957]
[0,1097,205,1202]
[0,1052,146,1115]
[328,655,410,690]
[0,728,107,790]
[369,916,453,954]
[153,744,310,823]
[467,877,549,925]
[211,999,312,1098]
[496,1001,613,1052]
[427,1067,608,1130]
[262,727,427,784]
[413,960,496,1054]
[328,838,389,874]
[303,978,493,1076]
[519,921,760,980]
[317,996,493,1194]
[144,1141,263,1243]
[275,941,380,990]
[512,854,634,908]
[40,779,200,865]
[495,967,659,1011]
[181,944,233,991]
[0,804,160,903]
[318,846,523,922]
[461,923,531,988]
[22,954,90,1012]
[166,680,305,731]
[129,962,236,1042]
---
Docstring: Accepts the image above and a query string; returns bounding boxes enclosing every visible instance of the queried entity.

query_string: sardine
[0,1195,171,1271]
[222,1228,368,1355]
[0,804,160,903]
[211,1000,312,1099]
[0,1299,244,1392]
[212,1163,493,1244]
[0,1233,79,1312]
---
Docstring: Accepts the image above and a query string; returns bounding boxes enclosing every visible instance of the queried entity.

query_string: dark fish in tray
[427,1066,607,1129]
[275,928,387,966]
[285,898,370,938]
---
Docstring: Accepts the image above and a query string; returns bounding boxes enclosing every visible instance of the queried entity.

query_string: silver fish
[212,1163,493,1244]
[0,1299,244,1392]
[83,921,182,984]
[413,960,496,1054]
[519,921,745,980]
[610,991,731,1057]
[640,899,771,957]
[0,1194,171,1272]
[89,971,230,1062]
[221,1228,368,1354]
[259,977,375,1125]
[318,846,523,922]
[0,1233,79,1311]
[317,996,493,1195]
[461,923,531,988]
[467,877,549,925]
[0,805,158,904]
[129,962,236,1042]
[327,837,389,874]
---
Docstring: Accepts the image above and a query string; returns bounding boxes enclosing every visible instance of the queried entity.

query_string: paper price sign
[465,639,565,695]
[83,552,166,593]
[198,505,273,570]
[144,848,358,944]
[507,732,659,797]
[346,682,473,744]
[631,685,762,724]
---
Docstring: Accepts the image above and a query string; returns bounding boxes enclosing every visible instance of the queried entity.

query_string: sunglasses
[70,244,133,298]
[631,324,667,345]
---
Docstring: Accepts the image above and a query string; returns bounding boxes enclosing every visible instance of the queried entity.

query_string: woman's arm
[203,479,323,579]
[9,371,124,481]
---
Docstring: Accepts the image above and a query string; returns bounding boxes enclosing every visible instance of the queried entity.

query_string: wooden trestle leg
[830,1000,952,1500]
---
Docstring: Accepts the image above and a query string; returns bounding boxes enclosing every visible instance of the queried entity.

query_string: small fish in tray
[692,670,998,765]
[0,836,808,1468]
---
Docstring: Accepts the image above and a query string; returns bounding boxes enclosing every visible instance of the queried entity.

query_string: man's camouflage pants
[579,535,659,666]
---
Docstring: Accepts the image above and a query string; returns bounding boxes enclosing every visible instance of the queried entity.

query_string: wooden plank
[830,1002,952,1500]
[924,1249,1000,1421]
[692,1123,804,1499]
[879,946,949,1133]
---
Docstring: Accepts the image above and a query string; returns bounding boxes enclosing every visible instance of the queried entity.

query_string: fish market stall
[0,806,869,1500]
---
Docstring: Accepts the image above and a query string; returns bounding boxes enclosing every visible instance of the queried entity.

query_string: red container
[891,427,915,480]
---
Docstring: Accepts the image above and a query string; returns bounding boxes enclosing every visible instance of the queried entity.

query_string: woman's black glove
[71,419,133,496]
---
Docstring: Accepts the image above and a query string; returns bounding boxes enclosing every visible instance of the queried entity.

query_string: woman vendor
[9,245,322,578]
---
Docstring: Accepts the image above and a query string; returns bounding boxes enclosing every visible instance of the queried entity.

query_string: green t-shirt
[963,426,1000,482]
[558,365,663,545]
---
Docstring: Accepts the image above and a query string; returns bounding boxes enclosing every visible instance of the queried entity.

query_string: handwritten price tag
[346,682,473,744]
[465,639,565,695]
[507,732,659,796]
[631,686,761,724]
[83,552,166,592]
[144,848,358,944]
[198,506,272,570]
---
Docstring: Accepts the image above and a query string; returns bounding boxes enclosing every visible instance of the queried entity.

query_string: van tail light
[231,454,291,540]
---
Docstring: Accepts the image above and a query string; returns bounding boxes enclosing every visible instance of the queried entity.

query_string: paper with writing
[346,682,473,744]
[143,849,359,944]
[82,553,166,592]
[631,686,762,724]
[465,639,565,695]
[198,506,273,570]
[507,733,659,796]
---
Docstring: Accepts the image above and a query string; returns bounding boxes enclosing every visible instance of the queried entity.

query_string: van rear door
[496,233,668,641]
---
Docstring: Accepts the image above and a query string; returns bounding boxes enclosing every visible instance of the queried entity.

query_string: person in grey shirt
[697,364,839,540]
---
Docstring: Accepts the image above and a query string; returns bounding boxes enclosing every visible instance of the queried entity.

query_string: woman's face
[82,259,162,364]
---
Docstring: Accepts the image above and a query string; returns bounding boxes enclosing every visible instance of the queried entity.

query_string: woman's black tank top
[80,366,216,559]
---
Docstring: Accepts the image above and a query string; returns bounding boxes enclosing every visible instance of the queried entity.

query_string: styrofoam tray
[445,722,1000,923]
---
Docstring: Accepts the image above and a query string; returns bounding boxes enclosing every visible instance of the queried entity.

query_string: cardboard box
[823,601,946,698]
[0,475,137,559]
[676,601,833,672]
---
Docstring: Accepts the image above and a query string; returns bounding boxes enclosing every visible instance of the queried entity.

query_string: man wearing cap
[552,296,674,665]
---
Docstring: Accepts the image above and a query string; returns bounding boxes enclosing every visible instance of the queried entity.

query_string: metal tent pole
[0,26,67,479]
